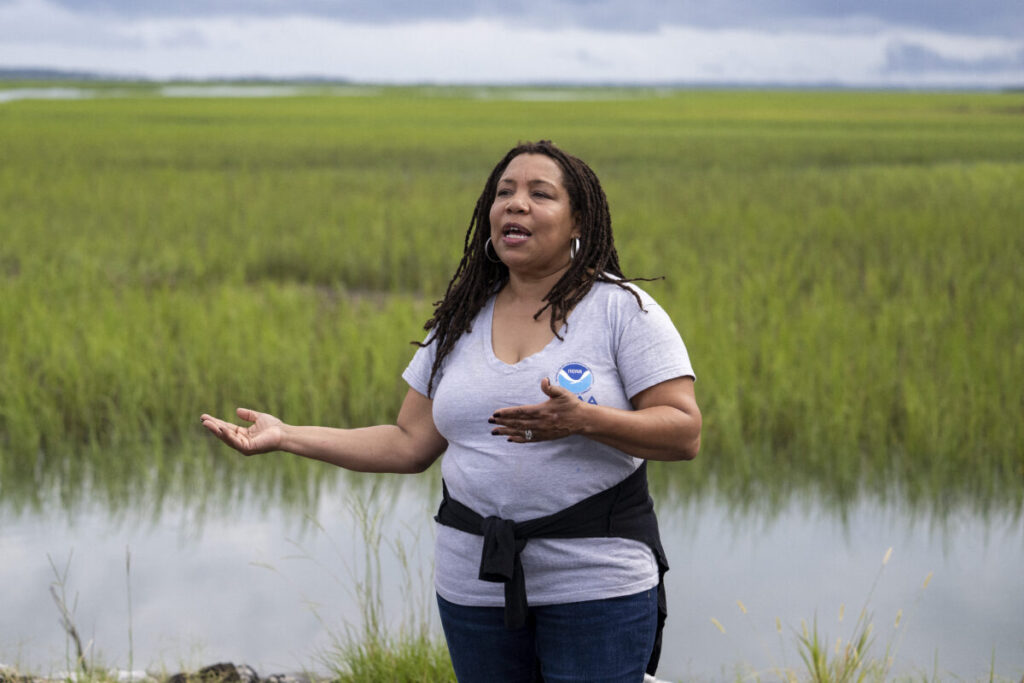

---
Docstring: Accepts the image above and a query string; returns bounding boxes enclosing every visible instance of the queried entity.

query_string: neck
[502,262,570,305]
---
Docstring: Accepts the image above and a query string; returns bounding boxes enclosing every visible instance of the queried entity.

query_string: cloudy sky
[1,0,1022,87]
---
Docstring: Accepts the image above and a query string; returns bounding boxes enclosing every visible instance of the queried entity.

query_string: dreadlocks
[417,140,654,395]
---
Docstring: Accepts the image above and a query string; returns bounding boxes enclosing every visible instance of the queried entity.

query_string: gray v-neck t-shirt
[403,280,695,607]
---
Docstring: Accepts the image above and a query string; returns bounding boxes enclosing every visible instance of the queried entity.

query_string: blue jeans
[436,587,658,683]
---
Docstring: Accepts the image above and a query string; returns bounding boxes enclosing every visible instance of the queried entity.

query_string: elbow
[675,409,702,461]
[392,449,434,474]
[391,424,446,474]
[397,442,445,474]
[678,433,700,461]
[404,457,434,474]
[656,430,699,462]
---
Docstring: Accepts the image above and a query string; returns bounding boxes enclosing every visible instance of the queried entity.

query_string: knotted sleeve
[479,515,529,628]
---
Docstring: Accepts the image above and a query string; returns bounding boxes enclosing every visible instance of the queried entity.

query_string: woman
[201,140,701,682]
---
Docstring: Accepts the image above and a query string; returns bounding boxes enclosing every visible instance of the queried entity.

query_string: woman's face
[488,153,579,277]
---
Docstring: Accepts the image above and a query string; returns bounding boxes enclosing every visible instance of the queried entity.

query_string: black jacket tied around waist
[434,461,669,676]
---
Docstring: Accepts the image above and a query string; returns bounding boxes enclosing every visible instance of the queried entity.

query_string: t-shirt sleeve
[402,335,439,399]
[615,300,695,400]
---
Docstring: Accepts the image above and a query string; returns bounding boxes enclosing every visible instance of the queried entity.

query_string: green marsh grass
[14,539,1017,683]
[311,488,455,683]
[0,88,1022,517]
[705,548,1015,683]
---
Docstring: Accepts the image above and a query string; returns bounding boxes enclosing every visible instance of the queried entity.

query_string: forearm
[280,423,436,474]
[581,403,701,462]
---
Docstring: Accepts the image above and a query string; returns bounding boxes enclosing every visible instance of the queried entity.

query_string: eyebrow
[497,177,558,188]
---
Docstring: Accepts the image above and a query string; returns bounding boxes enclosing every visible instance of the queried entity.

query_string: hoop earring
[569,237,581,260]
[484,237,502,264]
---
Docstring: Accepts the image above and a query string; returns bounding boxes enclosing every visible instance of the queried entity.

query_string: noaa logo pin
[556,362,593,394]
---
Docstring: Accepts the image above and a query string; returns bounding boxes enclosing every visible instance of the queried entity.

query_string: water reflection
[4,438,1019,528]
[0,84,383,104]
[157,85,382,98]
[0,84,648,104]
[0,88,99,103]
[1,461,1021,680]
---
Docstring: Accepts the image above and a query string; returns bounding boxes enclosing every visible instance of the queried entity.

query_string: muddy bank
[0,662,326,683]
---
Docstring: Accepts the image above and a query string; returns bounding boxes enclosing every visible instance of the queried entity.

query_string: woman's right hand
[200,407,284,456]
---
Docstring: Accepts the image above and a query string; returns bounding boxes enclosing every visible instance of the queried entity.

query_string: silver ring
[524,429,533,441]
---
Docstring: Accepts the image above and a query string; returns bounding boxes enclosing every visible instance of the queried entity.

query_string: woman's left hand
[489,378,587,443]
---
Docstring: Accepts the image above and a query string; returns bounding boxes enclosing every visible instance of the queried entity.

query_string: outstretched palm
[200,407,284,455]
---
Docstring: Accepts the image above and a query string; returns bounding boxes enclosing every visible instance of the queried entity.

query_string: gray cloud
[15,0,1024,38]
[157,27,208,49]
[884,41,1024,74]
[0,0,143,47]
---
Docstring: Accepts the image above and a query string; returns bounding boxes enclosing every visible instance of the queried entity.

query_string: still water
[1,469,1021,681]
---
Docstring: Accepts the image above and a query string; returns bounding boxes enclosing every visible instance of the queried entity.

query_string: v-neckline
[484,296,570,371]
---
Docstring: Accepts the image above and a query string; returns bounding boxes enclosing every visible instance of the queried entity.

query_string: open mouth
[502,224,532,242]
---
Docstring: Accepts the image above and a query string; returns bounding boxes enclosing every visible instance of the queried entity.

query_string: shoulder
[571,278,665,347]
[586,277,658,313]
[584,278,686,346]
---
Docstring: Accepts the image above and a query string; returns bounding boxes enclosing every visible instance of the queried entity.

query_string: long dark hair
[418,140,650,394]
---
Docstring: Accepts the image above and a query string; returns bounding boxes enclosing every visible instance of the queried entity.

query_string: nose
[506,192,528,213]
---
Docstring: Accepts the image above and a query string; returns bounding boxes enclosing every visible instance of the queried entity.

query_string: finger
[492,406,525,420]
[201,415,246,446]
[236,407,259,423]
[490,412,516,426]
[491,423,542,442]
[492,403,546,422]
[541,377,572,399]
[496,431,529,444]
[509,428,542,443]
[491,425,526,438]
[200,415,229,434]
[487,417,544,432]
[493,381,564,421]
[217,422,252,452]
[206,417,239,441]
